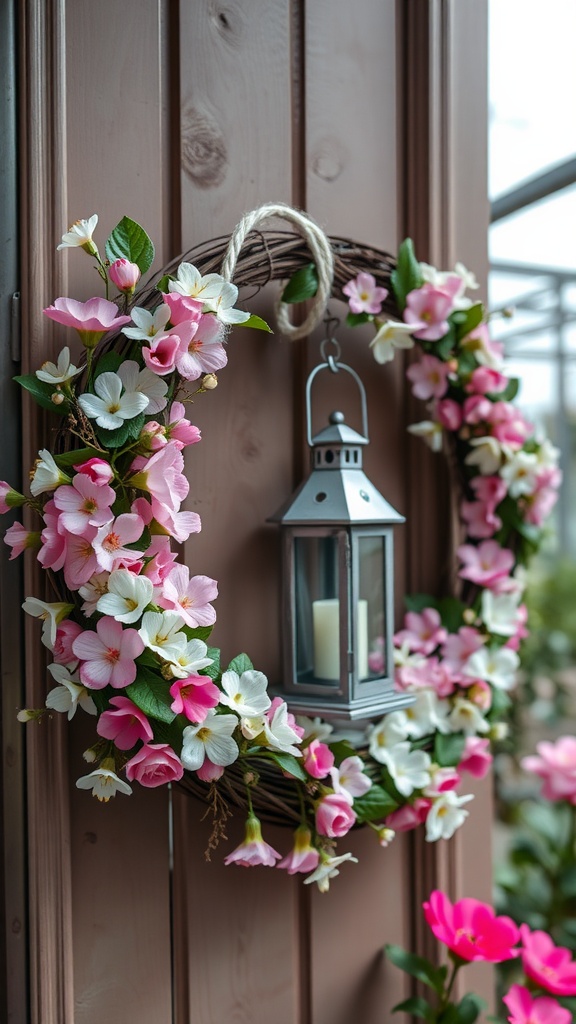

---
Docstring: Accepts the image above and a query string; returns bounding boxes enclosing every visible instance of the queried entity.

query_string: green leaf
[390,239,424,311]
[126,666,176,724]
[155,274,175,293]
[226,653,254,676]
[454,302,484,341]
[498,377,519,402]
[488,687,512,719]
[329,740,358,765]
[281,263,318,303]
[90,688,113,715]
[96,412,145,449]
[434,731,466,768]
[435,325,457,360]
[93,351,123,377]
[105,216,155,275]
[353,784,399,823]
[437,1005,461,1024]
[437,597,465,633]
[346,311,372,328]
[136,648,161,669]
[124,526,151,552]
[384,944,444,994]
[52,446,102,468]
[456,993,486,1024]
[391,996,433,1020]
[404,593,438,614]
[265,751,307,782]
[202,646,221,681]
[236,313,273,333]
[185,625,214,643]
[13,374,69,415]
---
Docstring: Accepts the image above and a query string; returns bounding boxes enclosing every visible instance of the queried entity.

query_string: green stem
[437,958,461,1017]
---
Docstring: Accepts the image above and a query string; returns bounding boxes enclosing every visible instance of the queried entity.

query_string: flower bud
[202,373,218,390]
[51,391,65,405]
[377,826,395,847]
[489,722,509,741]
[17,708,44,723]
[109,258,141,295]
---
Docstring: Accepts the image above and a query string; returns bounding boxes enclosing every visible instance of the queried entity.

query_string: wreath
[6,203,560,892]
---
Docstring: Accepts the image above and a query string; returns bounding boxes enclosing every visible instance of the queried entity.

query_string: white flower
[535,437,561,470]
[181,709,239,770]
[169,262,226,302]
[30,449,69,496]
[116,359,168,414]
[330,756,372,799]
[304,852,358,893]
[138,610,187,661]
[36,347,82,385]
[79,572,109,616]
[368,712,410,761]
[78,371,149,430]
[419,261,477,310]
[122,304,171,342]
[262,701,303,756]
[76,766,132,801]
[96,569,153,624]
[369,320,415,364]
[407,420,443,452]
[57,214,98,250]
[46,664,96,719]
[500,451,539,498]
[463,645,519,691]
[448,698,489,736]
[240,715,267,740]
[164,638,214,679]
[425,791,474,842]
[22,597,74,647]
[481,590,522,637]
[295,716,334,743]
[464,436,506,475]
[219,669,271,717]
[393,642,426,669]
[204,281,249,325]
[378,742,432,797]
[454,262,479,292]
[403,689,451,739]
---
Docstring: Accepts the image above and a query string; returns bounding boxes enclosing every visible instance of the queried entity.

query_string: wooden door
[12,2,491,1022]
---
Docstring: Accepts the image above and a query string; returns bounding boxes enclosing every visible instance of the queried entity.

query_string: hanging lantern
[269,349,412,720]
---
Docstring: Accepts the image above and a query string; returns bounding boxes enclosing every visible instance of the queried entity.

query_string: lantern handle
[305,361,369,448]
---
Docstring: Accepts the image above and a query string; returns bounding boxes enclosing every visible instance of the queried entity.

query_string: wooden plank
[173,3,300,1022]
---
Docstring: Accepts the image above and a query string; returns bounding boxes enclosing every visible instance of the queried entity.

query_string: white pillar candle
[312,599,369,680]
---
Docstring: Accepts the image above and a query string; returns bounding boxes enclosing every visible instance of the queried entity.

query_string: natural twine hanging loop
[220,202,335,340]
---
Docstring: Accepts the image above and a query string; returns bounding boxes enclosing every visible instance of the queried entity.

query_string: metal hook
[320,312,342,372]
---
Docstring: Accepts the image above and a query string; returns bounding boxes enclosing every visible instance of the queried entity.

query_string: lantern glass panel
[357,534,387,681]
[293,533,345,687]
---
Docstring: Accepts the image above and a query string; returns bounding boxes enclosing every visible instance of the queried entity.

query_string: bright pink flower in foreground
[423,889,520,963]
[72,616,144,689]
[395,607,447,656]
[97,695,154,750]
[277,826,320,875]
[142,332,181,376]
[403,284,455,341]
[169,675,220,723]
[73,457,114,487]
[503,983,572,1024]
[520,925,576,996]
[457,540,515,588]
[343,272,388,315]
[43,296,131,346]
[315,793,356,838]
[303,739,334,779]
[407,354,451,400]
[224,813,281,867]
[458,736,493,779]
[125,743,184,788]
[109,258,141,294]
[158,565,217,627]
[521,736,576,803]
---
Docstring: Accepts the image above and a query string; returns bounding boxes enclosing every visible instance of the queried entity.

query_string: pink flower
[167,402,201,448]
[423,889,520,963]
[277,826,320,874]
[385,798,431,833]
[403,284,455,341]
[266,696,305,738]
[466,366,508,395]
[521,736,576,804]
[62,528,99,588]
[471,474,508,505]
[224,813,281,867]
[436,398,463,432]
[0,482,25,512]
[72,616,144,689]
[394,608,447,655]
[463,394,493,425]
[488,402,532,448]
[73,457,114,487]
[457,540,515,588]
[158,566,217,627]
[130,443,189,510]
[53,619,83,666]
[441,626,485,670]
[503,983,572,1024]
[124,743,184,788]
[303,739,334,779]
[150,499,201,543]
[465,680,493,711]
[196,758,224,782]
[520,925,576,996]
[460,498,503,539]
[169,675,220,723]
[406,355,451,400]
[175,313,227,381]
[4,523,40,559]
[426,766,461,795]
[97,695,154,749]
[141,535,177,584]
[458,736,493,779]
[315,793,356,838]
[142,332,181,375]
[92,513,145,572]
[342,272,388,315]
[53,475,115,535]
[108,258,141,294]
[43,296,131,347]
[163,292,203,325]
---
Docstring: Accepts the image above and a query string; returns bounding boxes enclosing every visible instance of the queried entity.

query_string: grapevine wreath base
[8,203,560,889]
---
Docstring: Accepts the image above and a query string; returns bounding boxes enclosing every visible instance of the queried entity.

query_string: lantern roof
[311,410,367,447]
